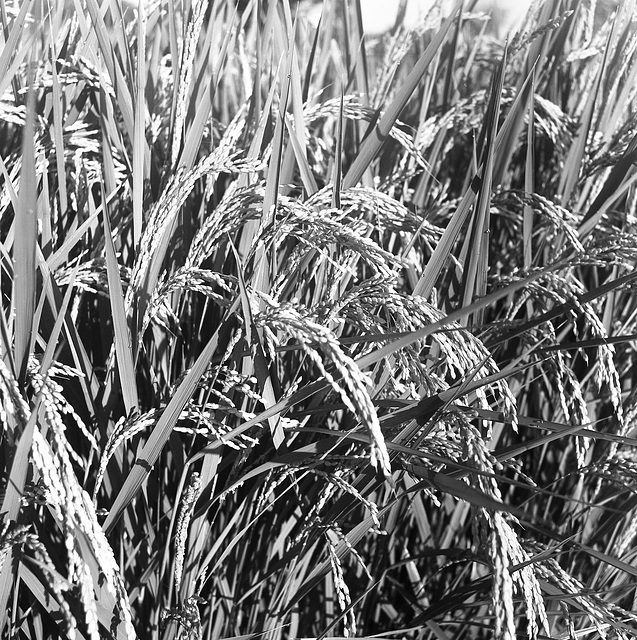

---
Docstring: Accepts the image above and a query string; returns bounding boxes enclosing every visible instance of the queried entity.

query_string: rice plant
[1,0,637,638]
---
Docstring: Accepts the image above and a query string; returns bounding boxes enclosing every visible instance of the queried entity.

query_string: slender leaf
[102,200,139,416]
[342,1,462,188]
[14,80,38,384]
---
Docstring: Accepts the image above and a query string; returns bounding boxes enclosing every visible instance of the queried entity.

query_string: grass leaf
[102,199,139,417]
[13,79,38,384]
[342,0,462,188]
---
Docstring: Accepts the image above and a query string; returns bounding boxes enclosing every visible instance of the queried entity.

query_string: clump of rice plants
[1,0,637,638]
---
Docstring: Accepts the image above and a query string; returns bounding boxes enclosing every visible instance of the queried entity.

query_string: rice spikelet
[327,532,356,637]
[174,472,202,594]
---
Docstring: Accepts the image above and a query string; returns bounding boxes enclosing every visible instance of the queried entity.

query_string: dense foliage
[1,0,637,638]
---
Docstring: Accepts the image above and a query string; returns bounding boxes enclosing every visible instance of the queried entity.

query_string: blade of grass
[475,407,637,449]
[559,22,612,206]
[301,4,322,104]
[38,262,81,381]
[491,54,536,187]
[236,73,279,264]
[47,10,68,220]
[535,333,637,352]
[166,0,181,134]
[441,0,464,112]
[252,44,293,301]
[460,46,507,325]
[331,85,344,209]
[523,70,536,270]
[102,195,139,417]
[413,178,480,299]
[279,12,310,198]
[14,78,38,384]
[342,0,461,189]
[403,466,525,516]
[579,130,637,237]
[284,113,319,195]
[82,0,135,141]
[0,152,17,377]
[132,0,147,249]
[0,0,31,99]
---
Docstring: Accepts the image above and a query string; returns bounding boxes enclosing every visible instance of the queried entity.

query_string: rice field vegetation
[1,0,637,638]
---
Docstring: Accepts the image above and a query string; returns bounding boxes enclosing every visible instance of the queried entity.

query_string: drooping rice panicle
[258,299,392,478]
